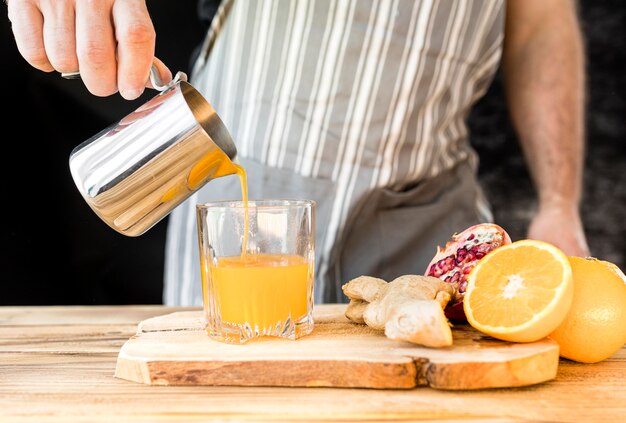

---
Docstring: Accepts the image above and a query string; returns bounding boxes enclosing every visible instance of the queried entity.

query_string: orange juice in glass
[196,199,315,344]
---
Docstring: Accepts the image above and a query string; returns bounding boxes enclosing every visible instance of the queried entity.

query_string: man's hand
[527,206,590,257]
[503,0,590,257]
[7,0,171,100]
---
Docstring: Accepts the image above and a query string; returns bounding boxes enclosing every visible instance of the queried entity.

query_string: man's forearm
[503,0,585,213]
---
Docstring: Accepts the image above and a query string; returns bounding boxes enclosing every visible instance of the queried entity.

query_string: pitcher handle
[61,63,187,92]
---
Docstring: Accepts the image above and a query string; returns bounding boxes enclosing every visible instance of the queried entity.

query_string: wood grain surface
[1,305,625,422]
[114,305,559,390]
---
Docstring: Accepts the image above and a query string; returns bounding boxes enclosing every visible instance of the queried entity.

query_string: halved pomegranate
[425,223,512,322]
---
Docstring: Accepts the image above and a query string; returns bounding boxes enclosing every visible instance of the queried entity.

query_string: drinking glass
[196,199,315,344]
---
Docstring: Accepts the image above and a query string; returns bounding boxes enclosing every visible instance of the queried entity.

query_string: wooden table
[1,305,624,422]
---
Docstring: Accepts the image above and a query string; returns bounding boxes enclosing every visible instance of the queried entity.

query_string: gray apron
[164,0,504,305]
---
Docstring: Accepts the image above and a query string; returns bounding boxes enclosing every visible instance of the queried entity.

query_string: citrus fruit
[549,256,626,363]
[463,239,573,342]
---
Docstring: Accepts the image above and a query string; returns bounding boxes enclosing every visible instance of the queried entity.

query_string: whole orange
[549,256,626,363]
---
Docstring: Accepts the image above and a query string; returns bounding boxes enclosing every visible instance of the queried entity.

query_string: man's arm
[503,0,590,256]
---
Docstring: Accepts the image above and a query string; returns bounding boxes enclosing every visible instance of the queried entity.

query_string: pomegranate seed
[435,256,454,273]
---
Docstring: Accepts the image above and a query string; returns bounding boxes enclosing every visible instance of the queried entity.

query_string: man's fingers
[113,0,155,100]
[8,1,54,72]
[9,0,161,100]
[41,1,78,73]
[75,0,117,97]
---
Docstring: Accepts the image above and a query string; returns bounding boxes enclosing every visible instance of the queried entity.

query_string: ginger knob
[342,275,455,348]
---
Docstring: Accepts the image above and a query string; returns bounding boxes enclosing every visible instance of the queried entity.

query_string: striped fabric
[164,0,506,306]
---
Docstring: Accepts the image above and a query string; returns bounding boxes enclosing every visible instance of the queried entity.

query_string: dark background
[1,1,624,305]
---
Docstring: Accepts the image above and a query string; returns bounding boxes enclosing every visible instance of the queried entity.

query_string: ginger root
[341,274,455,348]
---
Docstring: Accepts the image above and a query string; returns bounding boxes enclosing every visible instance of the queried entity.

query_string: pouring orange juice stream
[201,163,309,332]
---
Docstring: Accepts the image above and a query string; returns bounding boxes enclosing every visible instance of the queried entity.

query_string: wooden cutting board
[115,304,559,390]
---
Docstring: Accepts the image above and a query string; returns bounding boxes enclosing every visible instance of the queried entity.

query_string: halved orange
[463,239,573,343]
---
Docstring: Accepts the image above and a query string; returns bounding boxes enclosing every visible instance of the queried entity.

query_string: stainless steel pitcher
[68,67,238,237]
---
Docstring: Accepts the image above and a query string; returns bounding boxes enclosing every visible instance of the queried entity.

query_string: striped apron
[164,0,506,305]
